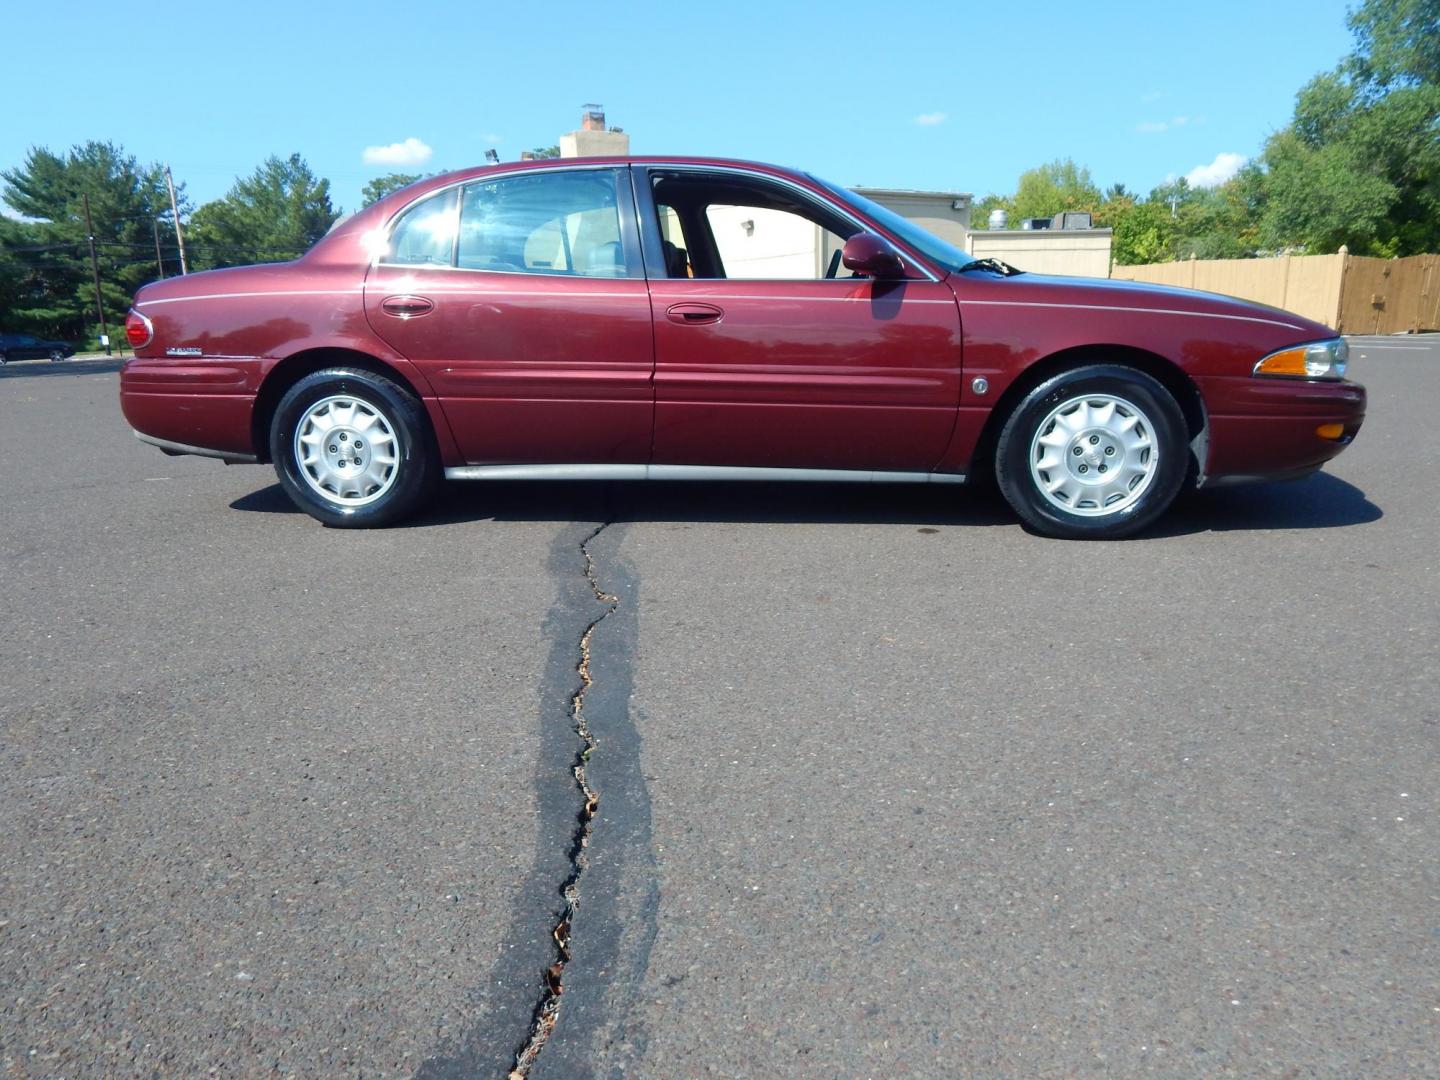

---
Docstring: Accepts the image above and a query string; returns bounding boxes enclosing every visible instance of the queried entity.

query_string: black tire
[0,352,8,366]
[269,367,438,528]
[994,364,1188,540]
[49,350,65,362]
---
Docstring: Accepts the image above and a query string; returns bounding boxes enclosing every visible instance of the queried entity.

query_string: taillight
[125,309,153,349]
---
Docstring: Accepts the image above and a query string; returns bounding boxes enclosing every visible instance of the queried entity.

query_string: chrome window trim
[374,160,945,283]
[636,162,942,283]
[373,163,635,275]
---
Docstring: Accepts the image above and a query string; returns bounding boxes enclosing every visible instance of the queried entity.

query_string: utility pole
[82,192,112,356]
[152,216,165,279]
[164,164,189,274]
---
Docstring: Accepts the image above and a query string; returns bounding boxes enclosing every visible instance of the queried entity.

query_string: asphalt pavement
[1,338,1436,1078]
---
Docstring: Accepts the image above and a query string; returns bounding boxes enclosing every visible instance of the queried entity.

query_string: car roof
[420,155,811,189]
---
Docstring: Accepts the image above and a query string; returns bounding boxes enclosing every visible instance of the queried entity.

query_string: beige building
[854,187,973,248]
[967,227,1114,278]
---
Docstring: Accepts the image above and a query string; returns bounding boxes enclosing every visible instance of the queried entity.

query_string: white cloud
[1185,151,1247,188]
[913,111,947,126]
[361,137,434,167]
[1136,115,1191,134]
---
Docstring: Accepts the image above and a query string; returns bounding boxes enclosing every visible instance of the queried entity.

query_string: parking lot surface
[2,338,1436,1078]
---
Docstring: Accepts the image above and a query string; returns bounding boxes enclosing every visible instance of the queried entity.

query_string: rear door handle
[665,302,723,325]
[380,295,435,318]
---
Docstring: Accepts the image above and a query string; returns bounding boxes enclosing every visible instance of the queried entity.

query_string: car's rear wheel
[49,350,65,362]
[0,351,8,366]
[995,365,1188,540]
[270,367,437,527]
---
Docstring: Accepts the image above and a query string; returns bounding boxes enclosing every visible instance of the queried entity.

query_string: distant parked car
[119,156,1366,539]
[0,333,75,364]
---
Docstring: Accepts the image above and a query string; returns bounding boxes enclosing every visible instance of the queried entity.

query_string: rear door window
[458,170,630,277]
[382,189,458,267]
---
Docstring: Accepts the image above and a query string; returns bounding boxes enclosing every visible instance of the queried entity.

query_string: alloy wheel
[293,395,400,507]
[1029,394,1158,517]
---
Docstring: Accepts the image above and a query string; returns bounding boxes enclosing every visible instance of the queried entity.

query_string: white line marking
[959,299,1308,330]
[137,290,362,307]
[661,294,954,305]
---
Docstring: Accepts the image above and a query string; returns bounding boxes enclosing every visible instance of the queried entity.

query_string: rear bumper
[133,430,257,464]
[1198,376,1366,481]
[120,356,261,458]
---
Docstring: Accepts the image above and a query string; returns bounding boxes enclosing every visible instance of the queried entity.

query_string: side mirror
[842,233,905,278]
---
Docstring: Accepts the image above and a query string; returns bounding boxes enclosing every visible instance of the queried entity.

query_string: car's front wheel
[49,350,66,362]
[270,367,437,527]
[995,365,1188,540]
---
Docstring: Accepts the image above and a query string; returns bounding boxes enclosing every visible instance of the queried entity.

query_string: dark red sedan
[120,157,1365,539]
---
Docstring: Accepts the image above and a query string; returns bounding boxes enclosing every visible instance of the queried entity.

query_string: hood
[989,271,1338,343]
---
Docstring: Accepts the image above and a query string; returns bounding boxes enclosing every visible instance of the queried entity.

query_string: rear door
[635,166,962,471]
[363,166,653,464]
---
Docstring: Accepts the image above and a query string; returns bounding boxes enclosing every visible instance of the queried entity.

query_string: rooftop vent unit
[1021,217,1051,230]
[1050,211,1093,230]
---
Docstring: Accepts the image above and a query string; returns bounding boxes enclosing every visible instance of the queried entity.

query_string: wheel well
[251,348,424,463]
[969,344,1207,481]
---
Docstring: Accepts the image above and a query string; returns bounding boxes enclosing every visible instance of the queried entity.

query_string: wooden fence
[1110,252,1440,334]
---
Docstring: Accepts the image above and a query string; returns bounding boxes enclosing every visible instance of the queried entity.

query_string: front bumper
[1197,375,1366,481]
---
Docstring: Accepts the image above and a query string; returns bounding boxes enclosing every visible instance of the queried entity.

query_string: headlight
[1253,338,1348,380]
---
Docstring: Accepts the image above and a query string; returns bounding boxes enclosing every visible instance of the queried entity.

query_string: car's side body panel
[363,266,655,464]
[121,263,465,461]
[938,271,1363,477]
[645,275,963,470]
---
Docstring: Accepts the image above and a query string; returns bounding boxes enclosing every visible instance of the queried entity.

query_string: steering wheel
[824,248,843,279]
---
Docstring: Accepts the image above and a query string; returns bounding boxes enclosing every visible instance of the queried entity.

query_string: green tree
[1257,0,1440,255]
[1095,198,1174,265]
[360,172,422,206]
[188,154,339,269]
[1011,159,1102,222]
[1,141,180,345]
[1347,0,1439,88]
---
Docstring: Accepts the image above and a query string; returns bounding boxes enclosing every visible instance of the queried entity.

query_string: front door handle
[380,295,435,319]
[665,302,723,325]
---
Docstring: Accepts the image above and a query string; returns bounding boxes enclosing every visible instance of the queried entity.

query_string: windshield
[809,174,974,273]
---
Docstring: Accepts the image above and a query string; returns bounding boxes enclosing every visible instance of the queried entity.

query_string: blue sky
[2,0,1356,213]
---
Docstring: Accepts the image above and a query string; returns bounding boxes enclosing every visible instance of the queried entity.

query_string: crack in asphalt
[508,523,618,1079]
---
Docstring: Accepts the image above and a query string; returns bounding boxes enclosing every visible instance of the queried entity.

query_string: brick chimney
[560,105,631,158]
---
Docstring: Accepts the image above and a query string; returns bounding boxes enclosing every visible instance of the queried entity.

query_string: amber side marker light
[1316,423,1346,440]
[1254,347,1310,377]
[1254,339,1348,379]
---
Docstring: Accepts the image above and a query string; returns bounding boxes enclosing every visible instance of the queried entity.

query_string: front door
[636,166,962,471]
[364,167,653,464]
